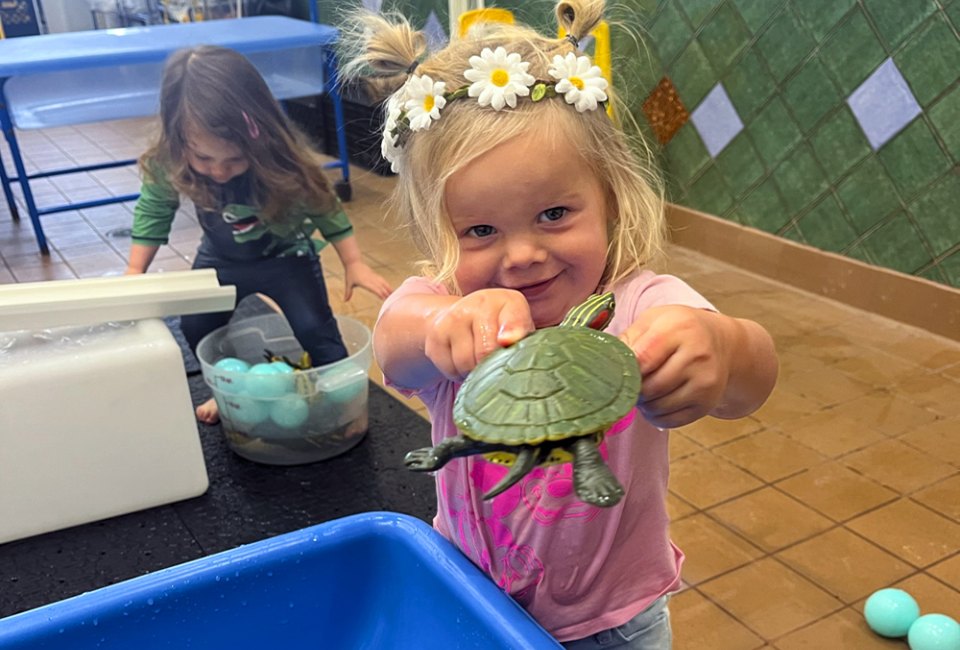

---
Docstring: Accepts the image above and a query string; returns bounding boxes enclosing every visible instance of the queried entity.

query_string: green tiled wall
[627,0,959,288]
[324,1,957,287]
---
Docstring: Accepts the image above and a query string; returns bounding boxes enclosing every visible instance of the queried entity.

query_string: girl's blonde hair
[140,46,338,225]
[341,0,664,292]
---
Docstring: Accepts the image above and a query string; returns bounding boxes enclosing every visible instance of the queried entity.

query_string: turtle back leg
[405,436,514,471]
[570,435,624,507]
[482,445,547,500]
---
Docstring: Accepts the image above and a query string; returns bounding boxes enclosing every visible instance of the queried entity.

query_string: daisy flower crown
[381,47,609,172]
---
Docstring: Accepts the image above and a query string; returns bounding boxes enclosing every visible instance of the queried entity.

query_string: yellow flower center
[491,69,509,87]
[569,77,584,90]
[423,95,435,112]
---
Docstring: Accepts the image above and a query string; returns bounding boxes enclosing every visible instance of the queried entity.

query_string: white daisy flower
[464,46,536,111]
[548,52,608,112]
[403,74,447,131]
[381,93,404,172]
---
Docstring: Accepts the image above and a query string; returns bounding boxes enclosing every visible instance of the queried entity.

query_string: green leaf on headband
[447,86,470,102]
[531,83,547,102]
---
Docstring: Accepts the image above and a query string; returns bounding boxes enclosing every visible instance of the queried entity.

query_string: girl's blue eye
[466,224,496,238]
[540,207,567,222]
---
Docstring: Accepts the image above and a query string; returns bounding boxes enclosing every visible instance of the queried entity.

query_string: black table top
[0,375,436,619]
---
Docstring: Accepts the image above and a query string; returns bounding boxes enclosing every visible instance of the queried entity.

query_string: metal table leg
[0,136,19,222]
[322,47,352,202]
[0,77,48,255]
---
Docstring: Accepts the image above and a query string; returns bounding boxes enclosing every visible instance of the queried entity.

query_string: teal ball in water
[908,614,960,650]
[270,360,296,373]
[245,363,295,398]
[215,357,250,372]
[221,394,270,430]
[322,363,367,405]
[864,588,920,638]
[270,395,310,429]
[212,357,250,393]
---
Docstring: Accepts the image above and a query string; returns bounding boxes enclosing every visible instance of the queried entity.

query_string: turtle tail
[482,446,540,500]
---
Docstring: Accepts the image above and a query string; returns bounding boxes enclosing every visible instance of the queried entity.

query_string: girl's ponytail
[556,0,605,49]
[339,11,427,86]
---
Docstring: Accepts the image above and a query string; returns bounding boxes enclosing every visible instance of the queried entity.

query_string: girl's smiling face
[445,131,610,328]
[184,125,249,184]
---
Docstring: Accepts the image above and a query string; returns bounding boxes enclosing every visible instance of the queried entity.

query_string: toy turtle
[404,292,641,507]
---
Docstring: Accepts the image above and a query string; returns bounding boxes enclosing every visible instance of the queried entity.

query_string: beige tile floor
[2,118,958,648]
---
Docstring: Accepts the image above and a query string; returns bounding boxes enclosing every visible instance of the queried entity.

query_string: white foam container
[0,320,210,545]
[0,270,234,544]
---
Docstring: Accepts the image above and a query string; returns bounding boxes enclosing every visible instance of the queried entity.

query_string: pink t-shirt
[378,271,716,641]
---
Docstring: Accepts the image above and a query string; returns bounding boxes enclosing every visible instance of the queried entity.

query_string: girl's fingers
[431,316,482,382]
[641,403,703,429]
[369,275,393,298]
[638,379,691,419]
[453,319,487,380]
[621,321,677,377]
[427,289,534,382]
[495,300,535,346]
[637,350,689,404]
[426,335,459,381]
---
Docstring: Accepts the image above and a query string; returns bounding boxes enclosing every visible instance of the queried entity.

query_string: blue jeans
[562,596,672,650]
[182,253,348,367]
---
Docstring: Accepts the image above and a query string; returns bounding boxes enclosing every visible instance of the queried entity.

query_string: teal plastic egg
[220,394,270,430]
[215,357,250,372]
[864,588,920,638]
[212,357,250,393]
[908,614,960,650]
[321,363,367,405]
[245,363,295,398]
[270,360,296,373]
[270,395,310,429]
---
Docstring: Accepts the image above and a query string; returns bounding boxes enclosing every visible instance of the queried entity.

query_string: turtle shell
[453,327,642,446]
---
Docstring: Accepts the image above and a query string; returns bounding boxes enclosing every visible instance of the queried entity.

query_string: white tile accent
[691,83,744,158]
[847,58,921,151]
[423,11,449,52]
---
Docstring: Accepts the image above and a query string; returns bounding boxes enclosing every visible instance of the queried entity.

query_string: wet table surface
[0,374,436,619]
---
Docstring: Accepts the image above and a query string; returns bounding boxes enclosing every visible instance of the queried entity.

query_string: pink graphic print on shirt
[445,409,637,597]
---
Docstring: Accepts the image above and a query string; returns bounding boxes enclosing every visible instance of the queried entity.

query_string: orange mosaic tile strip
[642,76,689,145]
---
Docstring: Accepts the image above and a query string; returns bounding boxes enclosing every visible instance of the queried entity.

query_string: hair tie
[565,33,580,49]
[242,111,260,139]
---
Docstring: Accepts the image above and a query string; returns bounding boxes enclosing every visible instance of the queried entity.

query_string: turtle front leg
[405,436,501,471]
[571,435,624,508]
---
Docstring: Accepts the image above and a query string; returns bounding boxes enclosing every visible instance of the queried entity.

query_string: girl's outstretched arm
[125,243,160,274]
[620,306,778,429]
[375,288,535,391]
[329,235,393,300]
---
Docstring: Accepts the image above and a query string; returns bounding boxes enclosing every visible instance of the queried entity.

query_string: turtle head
[560,292,616,330]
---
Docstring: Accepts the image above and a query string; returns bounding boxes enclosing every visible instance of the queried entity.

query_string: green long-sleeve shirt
[131,169,353,261]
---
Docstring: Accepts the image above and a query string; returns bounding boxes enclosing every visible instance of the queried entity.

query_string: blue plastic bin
[0,512,561,649]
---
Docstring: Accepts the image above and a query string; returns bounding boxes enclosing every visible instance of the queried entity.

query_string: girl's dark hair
[139,45,337,224]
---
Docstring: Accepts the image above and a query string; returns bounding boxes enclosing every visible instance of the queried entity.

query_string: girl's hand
[621,305,777,428]
[343,261,393,300]
[425,289,535,382]
[620,305,731,429]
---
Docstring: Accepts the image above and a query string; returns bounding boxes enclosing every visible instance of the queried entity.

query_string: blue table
[0,16,351,255]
